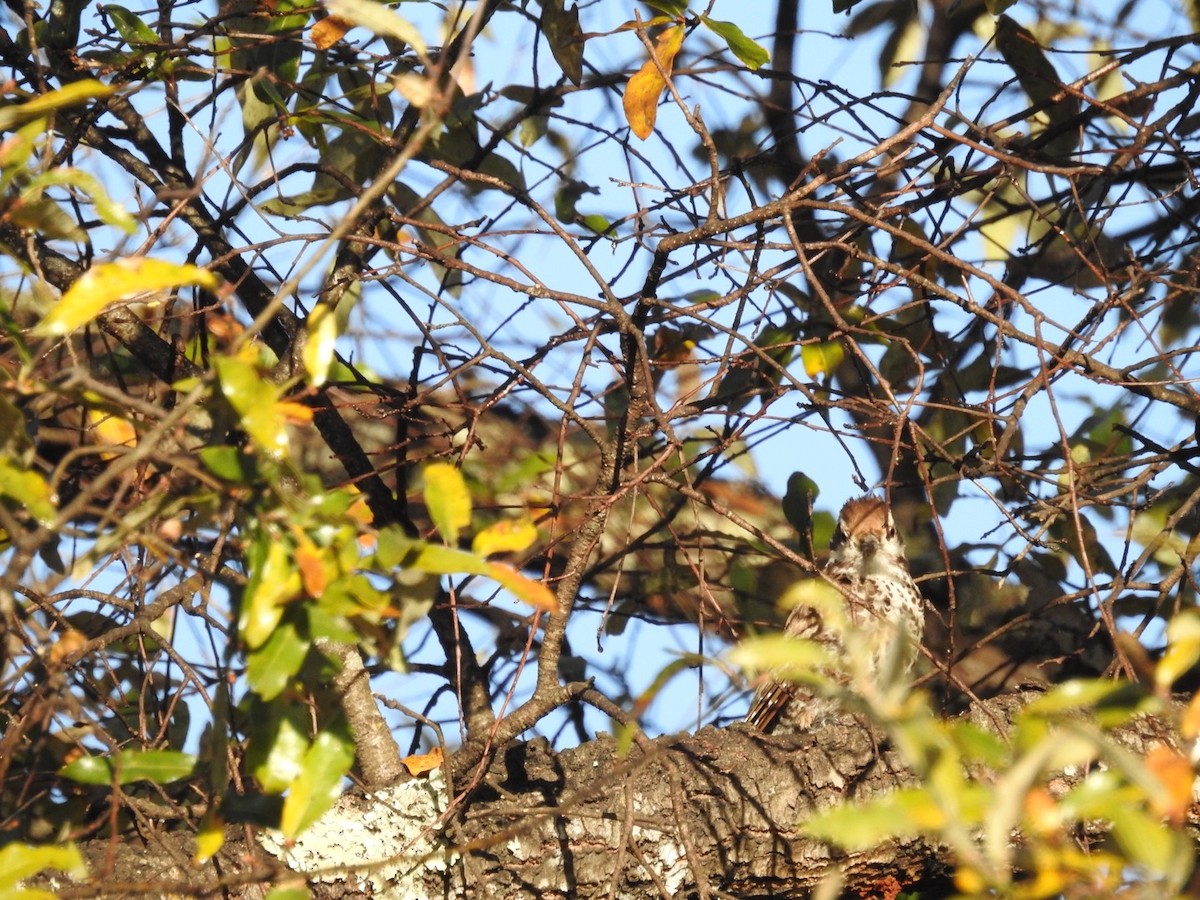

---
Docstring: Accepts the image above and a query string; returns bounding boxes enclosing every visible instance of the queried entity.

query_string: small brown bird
[744,496,923,734]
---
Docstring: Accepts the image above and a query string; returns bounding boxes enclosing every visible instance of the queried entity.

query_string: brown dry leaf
[622,24,684,140]
[311,15,353,50]
[402,746,443,776]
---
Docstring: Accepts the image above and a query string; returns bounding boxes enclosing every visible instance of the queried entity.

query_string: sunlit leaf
[310,15,352,50]
[401,746,443,776]
[1156,610,1200,690]
[487,561,557,611]
[34,259,220,337]
[241,538,303,649]
[472,517,539,557]
[0,80,116,133]
[801,340,844,377]
[324,0,427,59]
[250,706,310,794]
[623,24,685,139]
[728,632,832,677]
[193,814,225,865]
[802,787,945,849]
[302,304,339,387]
[0,459,56,526]
[423,462,472,545]
[698,17,769,70]
[279,725,355,837]
[247,617,310,701]
[215,354,290,460]
[0,842,87,890]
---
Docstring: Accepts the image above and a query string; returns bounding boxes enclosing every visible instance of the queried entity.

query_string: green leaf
[1020,678,1152,728]
[642,0,687,14]
[214,354,291,460]
[102,4,159,45]
[248,704,310,794]
[541,0,585,85]
[699,17,769,70]
[728,632,833,677]
[240,536,302,649]
[263,889,312,900]
[407,543,489,577]
[994,15,1080,155]
[280,725,355,837]
[0,842,87,891]
[802,787,943,849]
[423,462,472,545]
[801,340,844,377]
[0,459,56,526]
[24,168,138,234]
[782,471,819,554]
[34,259,220,337]
[60,749,197,786]
[247,617,311,701]
[199,445,258,483]
[0,80,116,134]
[302,305,339,387]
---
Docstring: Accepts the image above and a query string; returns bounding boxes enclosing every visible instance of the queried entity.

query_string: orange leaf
[1182,692,1200,740]
[295,540,328,597]
[487,562,556,612]
[401,746,443,776]
[622,24,684,140]
[311,15,352,50]
[1145,745,1194,826]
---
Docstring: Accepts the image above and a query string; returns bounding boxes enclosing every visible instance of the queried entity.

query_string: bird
[744,496,923,734]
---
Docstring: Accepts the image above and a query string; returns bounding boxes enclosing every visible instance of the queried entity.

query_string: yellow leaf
[1156,610,1200,690]
[87,408,137,459]
[194,814,225,864]
[423,462,472,545]
[487,562,556,612]
[34,258,220,337]
[241,541,302,649]
[800,340,844,377]
[471,517,539,557]
[401,746,443,776]
[622,24,684,140]
[302,305,339,387]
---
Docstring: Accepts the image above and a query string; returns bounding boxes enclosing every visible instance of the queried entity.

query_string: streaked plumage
[744,496,923,734]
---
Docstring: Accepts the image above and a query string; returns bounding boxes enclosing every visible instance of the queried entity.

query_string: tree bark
[49,691,1194,898]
